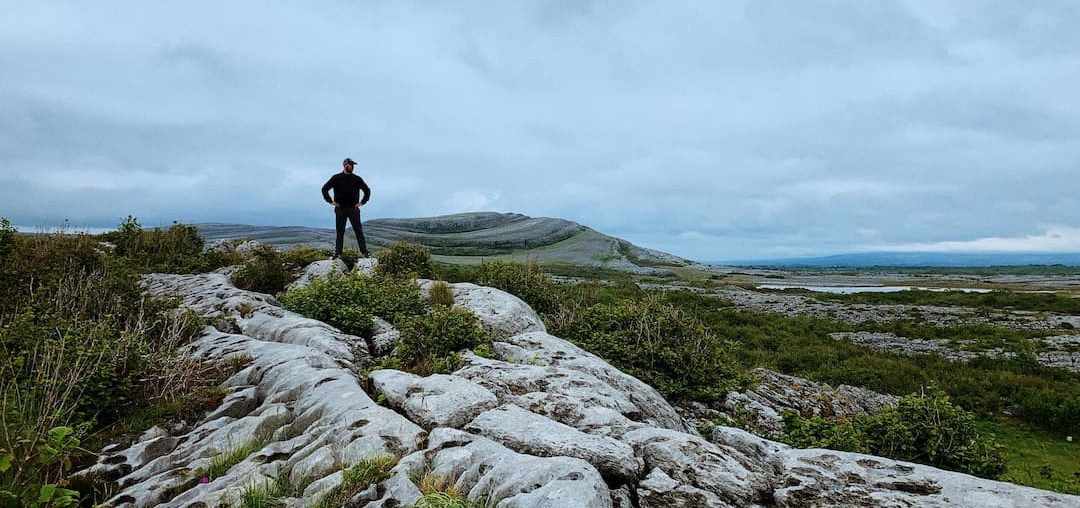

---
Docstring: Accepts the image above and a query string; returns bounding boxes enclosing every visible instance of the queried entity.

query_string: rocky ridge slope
[196,212,689,275]
[77,262,1080,507]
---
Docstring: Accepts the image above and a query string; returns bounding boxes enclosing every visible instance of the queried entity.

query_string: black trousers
[334,206,368,256]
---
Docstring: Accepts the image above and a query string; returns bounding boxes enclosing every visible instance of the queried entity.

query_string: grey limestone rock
[465,404,643,483]
[285,258,347,291]
[721,368,898,438]
[77,271,1080,508]
[420,280,546,341]
[622,427,775,507]
[496,331,686,432]
[372,428,612,508]
[774,449,1080,508]
[369,370,498,429]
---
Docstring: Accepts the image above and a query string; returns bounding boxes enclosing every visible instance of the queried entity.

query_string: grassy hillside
[196,212,690,274]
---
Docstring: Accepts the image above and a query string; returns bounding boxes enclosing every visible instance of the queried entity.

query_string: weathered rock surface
[78,271,1080,508]
[286,258,346,291]
[389,428,613,508]
[718,368,898,437]
[369,370,498,429]
[419,280,547,340]
[79,327,425,508]
[465,404,643,483]
[774,449,1077,508]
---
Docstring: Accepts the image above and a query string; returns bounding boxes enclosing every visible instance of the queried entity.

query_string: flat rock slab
[369,370,498,429]
[373,428,613,508]
[774,449,1080,508]
[622,427,775,507]
[497,331,686,431]
[466,404,643,483]
[455,356,643,423]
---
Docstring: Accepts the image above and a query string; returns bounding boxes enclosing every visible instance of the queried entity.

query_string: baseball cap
[343,158,357,165]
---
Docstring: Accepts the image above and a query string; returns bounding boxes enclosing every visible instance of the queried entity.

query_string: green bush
[473,260,559,314]
[0,218,17,263]
[232,245,292,295]
[102,216,207,273]
[0,426,81,508]
[280,273,426,337]
[563,294,742,401]
[781,413,869,454]
[397,307,491,375]
[782,387,1006,479]
[282,245,331,268]
[376,241,435,279]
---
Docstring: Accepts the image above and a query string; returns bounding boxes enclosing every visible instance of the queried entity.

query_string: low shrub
[102,216,208,273]
[782,387,1006,479]
[0,218,17,262]
[428,281,455,308]
[563,294,742,401]
[0,426,81,508]
[396,307,491,375]
[232,245,292,295]
[473,260,559,314]
[279,273,426,337]
[376,241,435,279]
[282,245,331,268]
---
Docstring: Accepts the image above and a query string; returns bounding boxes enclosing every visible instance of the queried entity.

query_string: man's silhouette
[322,157,371,258]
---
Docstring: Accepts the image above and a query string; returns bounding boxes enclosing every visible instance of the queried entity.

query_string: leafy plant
[782,387,1006,479]
[0,426,81,508]
[0,218,17,263]
[376,241,435,279]
[232,245,292,295]
[280,273,426,336]
[473,260,559,314]
[102,217,208,273]
[282,245,332,269]
[396,307,491,375]
[563,294,742,400]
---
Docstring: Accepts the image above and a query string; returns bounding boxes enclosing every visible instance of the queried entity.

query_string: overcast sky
[2,1,1078,260]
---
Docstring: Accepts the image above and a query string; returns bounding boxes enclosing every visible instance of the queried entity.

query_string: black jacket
[322,172,371,207]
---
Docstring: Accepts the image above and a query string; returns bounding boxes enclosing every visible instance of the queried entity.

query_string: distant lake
[756,284,994,294]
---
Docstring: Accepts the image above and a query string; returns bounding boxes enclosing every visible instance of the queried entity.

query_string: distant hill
[195,212,690,274]
[720,251,1080,267]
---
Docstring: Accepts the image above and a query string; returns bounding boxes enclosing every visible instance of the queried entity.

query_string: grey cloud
[1,0,1078,260]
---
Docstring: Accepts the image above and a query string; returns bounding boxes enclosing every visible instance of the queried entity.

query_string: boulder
[465,404,643,483]
[419,281,546,340]
[622,427,775,507]
[285,259,347,291]
[369,370,498,429]
[774,449,1080,508]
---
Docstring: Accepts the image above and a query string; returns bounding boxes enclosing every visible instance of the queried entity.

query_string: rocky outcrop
[78,272,1080,508]
[715,368,898,437]
[195,212,692,274]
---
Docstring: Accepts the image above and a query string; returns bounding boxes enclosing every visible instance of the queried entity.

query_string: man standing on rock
[322,157,371,259]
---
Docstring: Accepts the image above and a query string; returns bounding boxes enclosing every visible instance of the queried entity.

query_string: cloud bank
[2,0,1078,260]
